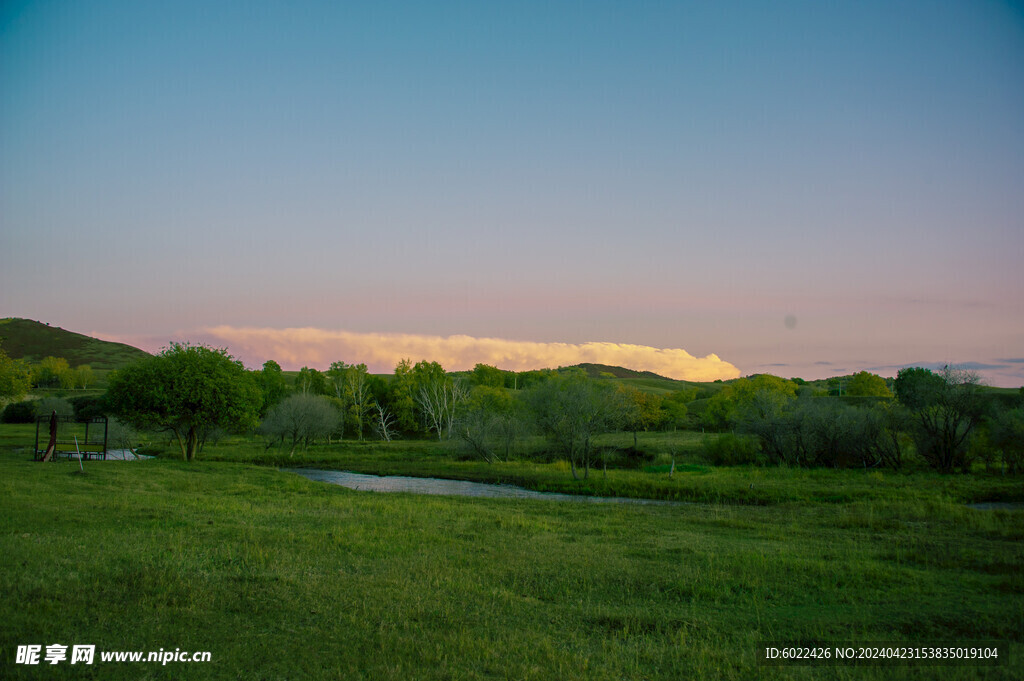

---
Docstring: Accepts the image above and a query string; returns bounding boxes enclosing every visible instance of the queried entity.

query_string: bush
[596,446,656,469]
[35,397,74,418]
[69,395,105,420]
[1,400,36,424]
[523,447,565,464]
[617,446,656,468]
[702,434,762,466]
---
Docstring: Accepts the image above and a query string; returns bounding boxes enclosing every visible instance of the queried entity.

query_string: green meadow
[2,429,1022,680]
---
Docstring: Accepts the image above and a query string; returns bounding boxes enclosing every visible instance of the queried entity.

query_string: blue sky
[2,1,1023,384]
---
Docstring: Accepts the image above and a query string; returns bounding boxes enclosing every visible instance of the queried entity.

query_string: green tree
[514,369,555,390]
[865,401,911,470]
[527,370,626,479]
[894,367,945,410]
[896,367,984,472]
[344,363,372,441]
[846,371,893,398]
[104,343,261,461]
[326,361,350,399]
[0,346,32,404]
[661,390,691,430]
[257,360,290,415]
[704,374,797,432]
[33,356,74,389]
[387,359,418,433]
[73,365,95,390]
[470,363,511,388]
[702,390,737,431]
[618,386,664,449]
[296,366,328,395]
[454,385,514,462]
[987,408,1024,475]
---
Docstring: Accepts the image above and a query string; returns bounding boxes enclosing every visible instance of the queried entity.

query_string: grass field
[2,427,1023,680]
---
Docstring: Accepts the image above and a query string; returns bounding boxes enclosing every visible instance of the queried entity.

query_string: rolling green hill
[568,363,724,395]
[569,362,674,380]
[0,318,151,370]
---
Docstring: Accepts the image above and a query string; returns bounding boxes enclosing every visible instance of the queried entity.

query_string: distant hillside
[0,318,151,370]
[566,363,721,395]
[568,363,673,380]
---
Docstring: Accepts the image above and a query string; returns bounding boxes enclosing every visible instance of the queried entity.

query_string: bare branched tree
[260,394,341,456]
[372,401,397,442]
[417,378,467,441]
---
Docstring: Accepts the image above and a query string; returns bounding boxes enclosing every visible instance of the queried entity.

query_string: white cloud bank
[201,326,741,382]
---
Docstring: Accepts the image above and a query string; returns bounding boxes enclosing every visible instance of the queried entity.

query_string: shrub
[702,434,761,466]
[34,397,74,418]
[597,446,656,469]
[1,400,36,424]
[69,395,105,420]
[525,447,564,464]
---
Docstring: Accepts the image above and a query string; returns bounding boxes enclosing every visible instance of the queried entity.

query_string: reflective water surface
[285,468,680,505]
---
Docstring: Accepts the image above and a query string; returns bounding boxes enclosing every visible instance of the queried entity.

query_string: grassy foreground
[2,448,1022,680]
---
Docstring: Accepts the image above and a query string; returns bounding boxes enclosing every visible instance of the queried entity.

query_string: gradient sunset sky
[2,1,1023,385]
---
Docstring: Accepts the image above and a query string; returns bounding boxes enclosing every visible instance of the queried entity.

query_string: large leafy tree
[846,371,892,398]
[893,367,946,410]
[104,343,261,461]
[256,360,290,414]
[703,374,797,432]
[33,356,75,389]
[470,363,511,388]
[387,359,418,433]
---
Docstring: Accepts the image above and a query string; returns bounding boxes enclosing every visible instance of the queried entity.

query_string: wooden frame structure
[34,415,108,461]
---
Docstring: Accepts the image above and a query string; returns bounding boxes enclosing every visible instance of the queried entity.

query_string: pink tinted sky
[2,1,1023,386]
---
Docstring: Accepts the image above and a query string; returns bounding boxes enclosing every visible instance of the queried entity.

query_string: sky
[2,1,1023,385]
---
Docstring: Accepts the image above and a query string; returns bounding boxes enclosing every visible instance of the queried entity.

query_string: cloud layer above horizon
[200,326,741,382]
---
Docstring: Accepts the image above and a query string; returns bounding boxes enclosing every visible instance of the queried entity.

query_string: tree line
[92,343,692,471]
[699,369,1023,474]
[0,346,95,398]
[6,341,1021,474]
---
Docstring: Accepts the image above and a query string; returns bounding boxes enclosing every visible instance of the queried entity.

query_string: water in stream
[285,468,680,505]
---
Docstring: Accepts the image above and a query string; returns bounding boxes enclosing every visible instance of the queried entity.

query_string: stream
[285,469,1023,510]
[284,468,680,505]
